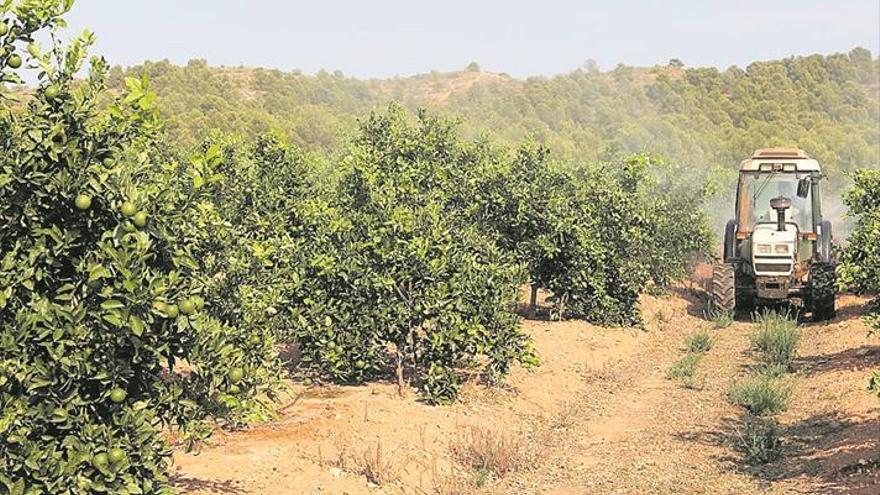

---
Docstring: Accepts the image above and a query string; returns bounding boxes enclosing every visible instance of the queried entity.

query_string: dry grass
[432,470,477,495]
[355,439,400,485]
[319,437,401,486]
[449,425,533,487]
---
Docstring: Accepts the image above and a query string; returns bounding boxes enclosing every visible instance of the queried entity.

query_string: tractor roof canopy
[739,148,821,173]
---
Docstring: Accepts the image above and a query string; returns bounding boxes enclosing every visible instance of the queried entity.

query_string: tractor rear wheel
[809,262,836,321]
[711,262,736,313]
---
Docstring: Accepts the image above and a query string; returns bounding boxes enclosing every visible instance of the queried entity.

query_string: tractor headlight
[773,244,790,254]
[756,244,771,254]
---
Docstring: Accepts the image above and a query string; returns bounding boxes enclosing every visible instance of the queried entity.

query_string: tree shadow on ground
[514,301,554,321]
[677,412,880,495]
[169,474,244,494]
[514,285,555,321]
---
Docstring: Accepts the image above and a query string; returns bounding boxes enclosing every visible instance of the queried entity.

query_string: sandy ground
[171,289,879,495]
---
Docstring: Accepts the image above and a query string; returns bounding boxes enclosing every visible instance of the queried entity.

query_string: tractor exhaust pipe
[770,197,792,232]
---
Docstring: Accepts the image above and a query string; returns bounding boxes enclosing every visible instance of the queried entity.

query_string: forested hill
[109,48,879,176]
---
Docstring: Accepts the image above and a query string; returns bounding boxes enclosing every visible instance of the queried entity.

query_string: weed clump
[685,330,713,353]
[706,305,734,329]
[667,353,702,380]
[735,415,784,464]
[752,311,801,371]
[728,375,791,416]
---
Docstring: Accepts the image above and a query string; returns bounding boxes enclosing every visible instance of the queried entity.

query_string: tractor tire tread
[810,262,837,321]
[712,262,736,313]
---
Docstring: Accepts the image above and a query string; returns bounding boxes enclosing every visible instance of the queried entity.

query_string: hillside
[110,48,880,176]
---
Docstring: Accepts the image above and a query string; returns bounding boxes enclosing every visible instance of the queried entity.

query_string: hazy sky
[63,0,880,78]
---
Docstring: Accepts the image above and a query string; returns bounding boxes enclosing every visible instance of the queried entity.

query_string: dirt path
[172,291,879,495]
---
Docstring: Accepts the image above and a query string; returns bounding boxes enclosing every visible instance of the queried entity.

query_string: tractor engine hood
[751,224,797,276]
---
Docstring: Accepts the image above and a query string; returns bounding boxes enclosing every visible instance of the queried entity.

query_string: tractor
[712,148,836,320]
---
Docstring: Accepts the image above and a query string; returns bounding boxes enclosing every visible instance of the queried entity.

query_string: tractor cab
[714,148,836,320]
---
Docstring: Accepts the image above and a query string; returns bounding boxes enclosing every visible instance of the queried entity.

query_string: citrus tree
[476,146,711,325]
[837,168,880,397]
[838,169,880,297]
[157,131,315,342]
[0,3,279,493]
[291,107,536,403]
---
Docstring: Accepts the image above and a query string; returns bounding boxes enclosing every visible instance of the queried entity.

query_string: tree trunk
[396,345,405,397]
[529,284,538,319]
[408,326,417,386]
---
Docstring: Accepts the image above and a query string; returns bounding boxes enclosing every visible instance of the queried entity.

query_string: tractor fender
[723,219,737,262]
[817,220,833,263]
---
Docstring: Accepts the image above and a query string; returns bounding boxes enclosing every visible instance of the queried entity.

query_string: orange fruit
[74,194,92,210]
[165,304,179,318]
[92,453,109,469]
[229,367,244,384]
[120,201,137,217]
[108,447,126,464]
[109,388,126,403]
[179,298,196,315]
[44,85,59,100]
[133,211,148,228]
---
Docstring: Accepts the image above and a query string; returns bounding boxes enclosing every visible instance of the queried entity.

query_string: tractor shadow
[668,286,710,319]
[676,412,880,495]
[668,284,792,323]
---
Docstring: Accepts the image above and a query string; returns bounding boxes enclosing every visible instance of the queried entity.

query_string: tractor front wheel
[711,262,736,313]
[809,262,836,321]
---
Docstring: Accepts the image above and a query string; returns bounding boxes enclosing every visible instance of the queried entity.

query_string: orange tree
[474,146,711,325]
[290,107,536,403]
[837,169,880,397]
[163,130,315,342]
[0,2,279,493]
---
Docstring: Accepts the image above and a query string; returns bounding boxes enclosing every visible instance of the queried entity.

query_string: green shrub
[0,6,279,492]
[735,416,784,464]
[685,331,713,353]
[751,311,801,371]
[728,376,791,416]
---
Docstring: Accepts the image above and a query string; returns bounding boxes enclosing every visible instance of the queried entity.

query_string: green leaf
[129,316,145,336]
[100,299,124,310]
